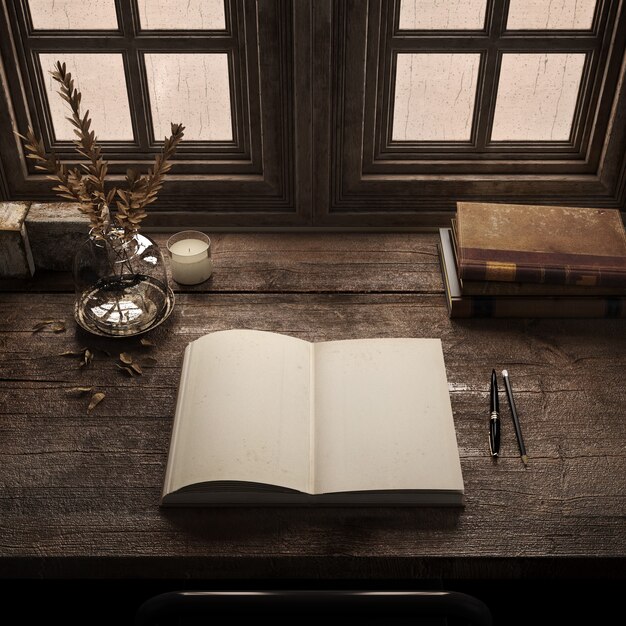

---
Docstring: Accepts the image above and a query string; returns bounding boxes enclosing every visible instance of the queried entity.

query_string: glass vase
[73,230,173,337]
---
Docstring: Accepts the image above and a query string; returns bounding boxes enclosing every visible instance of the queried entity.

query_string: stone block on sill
[25,202,90,271]
[0,201,35,278]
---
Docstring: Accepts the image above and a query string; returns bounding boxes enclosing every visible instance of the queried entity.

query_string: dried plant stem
[50,61,114,233]
[115,123,184,235]
[16,126,104,231]
[16,60,185,239]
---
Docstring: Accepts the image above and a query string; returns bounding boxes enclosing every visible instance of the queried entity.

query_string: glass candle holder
[167,231,213,285]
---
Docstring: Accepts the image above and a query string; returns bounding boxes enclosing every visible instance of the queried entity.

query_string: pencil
[502,369,528,466]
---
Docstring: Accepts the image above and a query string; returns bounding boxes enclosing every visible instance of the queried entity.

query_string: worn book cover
[439,229,626,318]
[455,203,626,287]
[450,218,626,297]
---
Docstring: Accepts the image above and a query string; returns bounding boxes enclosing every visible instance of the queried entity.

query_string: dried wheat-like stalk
[115,123,185,235]
[16,126,107,232]
[16,60,184,238]
[50,61,114,231]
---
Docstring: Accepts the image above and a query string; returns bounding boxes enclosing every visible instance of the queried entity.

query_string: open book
[161,330,464,506]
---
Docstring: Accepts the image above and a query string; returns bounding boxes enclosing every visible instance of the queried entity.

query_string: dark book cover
[455,203,626,287]
[450,218,626,297]
[438,229,626,318]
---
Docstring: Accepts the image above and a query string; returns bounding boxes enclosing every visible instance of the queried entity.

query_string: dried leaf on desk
[67,386,93,395]
[130,362,143,375]
[79,349,93,368]
[119,352,133,365]
[33,319,65,333]
[116,364,136,377]
[59,348,88,357]
[32,319,56,331]
[87,392,105,413]
[139,338,154,347]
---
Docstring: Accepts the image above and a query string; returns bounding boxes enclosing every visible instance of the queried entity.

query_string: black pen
[489,369,501,458]
[502,369,528,466]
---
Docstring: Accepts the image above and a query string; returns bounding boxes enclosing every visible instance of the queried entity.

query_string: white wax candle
[168,238,213,285]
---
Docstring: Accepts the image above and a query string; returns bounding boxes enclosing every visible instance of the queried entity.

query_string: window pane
[28,0,118,30]
[491,53,585,142]
[506,0,596,30]
[138,0,225,30]
[398,0,487,30]
[145,53,232,141]
[392,53,480,141]
[39,53,133,141]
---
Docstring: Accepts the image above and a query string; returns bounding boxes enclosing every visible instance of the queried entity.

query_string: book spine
[162,342,195,500]
[450,296,626,318]
[458,259,626,287]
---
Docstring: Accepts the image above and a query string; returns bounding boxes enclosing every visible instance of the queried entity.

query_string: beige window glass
[145,53,233,141]
[393,53,481,141]
[507,0,597,30]
[491,53,586,141]
[40,53,133,141]
[137,0,226,30]
[398,0,487,30]
[28,0,118,30]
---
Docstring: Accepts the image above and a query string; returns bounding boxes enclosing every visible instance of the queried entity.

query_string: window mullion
[474,0,508,149]
[117,0,151,150]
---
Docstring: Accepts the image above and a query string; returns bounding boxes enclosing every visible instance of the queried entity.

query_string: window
[314,0,626,226]
[0,0,310,225]
[0,0,624,227]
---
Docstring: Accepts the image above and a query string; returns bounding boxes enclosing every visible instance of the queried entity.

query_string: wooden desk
[1,233,625,581]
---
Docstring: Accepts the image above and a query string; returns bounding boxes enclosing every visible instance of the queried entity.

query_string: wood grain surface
[0,233,625,579]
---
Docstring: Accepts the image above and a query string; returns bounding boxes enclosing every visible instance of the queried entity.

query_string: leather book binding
[456,202,626,287]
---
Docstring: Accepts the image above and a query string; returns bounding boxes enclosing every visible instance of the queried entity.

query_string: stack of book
[438,202,626,318]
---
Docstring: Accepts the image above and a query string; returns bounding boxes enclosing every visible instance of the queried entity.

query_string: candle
[166,231,213,285]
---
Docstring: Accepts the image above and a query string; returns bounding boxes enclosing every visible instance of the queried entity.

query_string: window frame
[312,0,626,226]
[0,0,312,225]
[0,0,624,228]
[366,0,618,169]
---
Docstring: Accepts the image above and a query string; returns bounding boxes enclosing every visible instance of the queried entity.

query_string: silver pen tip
[502,369,508,377]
